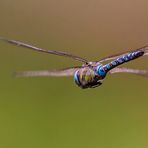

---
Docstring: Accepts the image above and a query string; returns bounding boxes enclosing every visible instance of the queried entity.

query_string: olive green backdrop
[0,0,148,148]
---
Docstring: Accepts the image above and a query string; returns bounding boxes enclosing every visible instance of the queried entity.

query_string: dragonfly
[0,37,148,89]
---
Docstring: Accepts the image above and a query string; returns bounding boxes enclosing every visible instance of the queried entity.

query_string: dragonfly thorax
[74,65,106,89]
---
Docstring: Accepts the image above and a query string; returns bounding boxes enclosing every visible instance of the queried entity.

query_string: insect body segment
[96,64,107,77]
[74,63,104,88]
[103,50,144,72]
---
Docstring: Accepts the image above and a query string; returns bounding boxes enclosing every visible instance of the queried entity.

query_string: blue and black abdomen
[103,50,144,72]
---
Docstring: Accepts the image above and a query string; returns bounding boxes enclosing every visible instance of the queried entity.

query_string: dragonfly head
[74,67,104,89]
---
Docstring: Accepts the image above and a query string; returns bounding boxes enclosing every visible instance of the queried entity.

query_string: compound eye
[96,66,106,77]
[74,70,81,86]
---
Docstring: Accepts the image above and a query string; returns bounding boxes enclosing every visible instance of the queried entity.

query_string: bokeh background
[0,0,148,148]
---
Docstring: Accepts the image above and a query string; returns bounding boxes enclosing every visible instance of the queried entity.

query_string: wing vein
[0,37,88,63]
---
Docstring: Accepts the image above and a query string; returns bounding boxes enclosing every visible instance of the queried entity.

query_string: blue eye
[96,66,106,77]
[74,70,80,86]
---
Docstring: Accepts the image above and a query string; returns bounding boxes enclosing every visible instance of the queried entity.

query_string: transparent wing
[98,45,148,63]
[110,67,148,77]
[0,37,88,63]
[15,67,81,77]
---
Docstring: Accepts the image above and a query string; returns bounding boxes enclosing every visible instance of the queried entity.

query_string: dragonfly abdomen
[103,50,144,72]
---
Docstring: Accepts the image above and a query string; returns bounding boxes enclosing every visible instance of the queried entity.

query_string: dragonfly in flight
[0,37,148,89]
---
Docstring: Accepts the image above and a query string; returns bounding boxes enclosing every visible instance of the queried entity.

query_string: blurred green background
[0,0,148,148]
